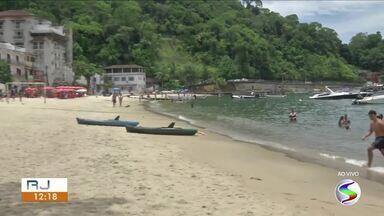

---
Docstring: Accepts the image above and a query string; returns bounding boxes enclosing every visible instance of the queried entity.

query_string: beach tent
[42,86,57,98]
[57,88,76,99]
[24,87,39,98]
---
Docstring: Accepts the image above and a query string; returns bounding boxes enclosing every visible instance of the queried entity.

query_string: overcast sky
[262,0,384,43]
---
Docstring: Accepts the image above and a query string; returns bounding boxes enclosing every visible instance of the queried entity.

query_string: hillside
[1,0,383,88]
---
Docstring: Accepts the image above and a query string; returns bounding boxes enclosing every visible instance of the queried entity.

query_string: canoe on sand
[76,116,139,127]
[125,122,197,136]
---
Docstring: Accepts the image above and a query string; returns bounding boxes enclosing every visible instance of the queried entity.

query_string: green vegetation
[0,60,11,83]
[1,0,383,88]
[342,32,384,72]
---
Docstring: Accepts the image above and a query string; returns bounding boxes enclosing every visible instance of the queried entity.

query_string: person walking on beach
[118,93,123,107]
[361,110,384,167]
[289,109,297,122]
[112,93,117,107]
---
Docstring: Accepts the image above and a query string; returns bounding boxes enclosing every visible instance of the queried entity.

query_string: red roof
[0,10,33,19]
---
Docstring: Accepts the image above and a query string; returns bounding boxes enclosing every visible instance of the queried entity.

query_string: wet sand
[0,96,383,215]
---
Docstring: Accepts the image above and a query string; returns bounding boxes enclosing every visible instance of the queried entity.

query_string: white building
[0,42,40,82]
[104,65,146,93]
[0,10,73,85]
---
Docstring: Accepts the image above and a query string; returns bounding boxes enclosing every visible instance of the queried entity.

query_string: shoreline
[1,97,383,215]
[144,99,384,185]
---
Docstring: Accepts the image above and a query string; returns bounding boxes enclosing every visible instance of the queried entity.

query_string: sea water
[148,94,384,176]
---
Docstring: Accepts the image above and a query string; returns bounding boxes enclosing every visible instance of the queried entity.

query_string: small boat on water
[76,116,139,127]
[265,94,287,98]
[352,93,384,105]
[231,94,256,99]
[126,122,197,136]
[309,86,368,100]
[232,91,265,99]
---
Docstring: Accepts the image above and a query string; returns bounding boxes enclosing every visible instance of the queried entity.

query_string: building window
[33,42,44,49]
[132,68,139,72]
[128,77,134,81]
[113,68,122,73]
[113,77,120,81]
[121,77,126,81]
[15,42,23,47]
[7,54,10,62]
[106,69,111,73]
[16,68,21,76]
[15,21,21,29]
[123,68,130,73]
[0,21,3,29]
[16,55,19,63]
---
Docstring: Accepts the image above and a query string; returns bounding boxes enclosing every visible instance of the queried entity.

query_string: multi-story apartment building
[0,42,44,82]
[0,10,73,85]
[104,64,146,93]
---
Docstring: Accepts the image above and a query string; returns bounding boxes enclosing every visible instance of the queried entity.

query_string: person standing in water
[361,110,384,167]
[289,109,297,122]
[338,114,351,130]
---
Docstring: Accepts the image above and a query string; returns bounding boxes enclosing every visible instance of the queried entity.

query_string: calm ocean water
[148,94,384,174]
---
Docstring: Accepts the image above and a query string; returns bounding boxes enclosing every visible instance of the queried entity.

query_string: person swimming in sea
[338,114,351,130]
[289,109,297,122]
[361,110,384,167]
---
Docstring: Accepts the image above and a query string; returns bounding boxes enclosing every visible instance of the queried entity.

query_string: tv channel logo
[21,178,68,202]
[335,179,361,206]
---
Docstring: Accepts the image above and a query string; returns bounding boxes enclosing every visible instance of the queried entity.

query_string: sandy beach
[0,96,383,215]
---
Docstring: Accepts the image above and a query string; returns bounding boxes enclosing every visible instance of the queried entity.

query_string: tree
[0,60,11,84]
[74,59,102,91]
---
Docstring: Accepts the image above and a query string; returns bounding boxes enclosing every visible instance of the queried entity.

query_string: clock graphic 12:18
[34,192,58,201]
[21,178,68,202]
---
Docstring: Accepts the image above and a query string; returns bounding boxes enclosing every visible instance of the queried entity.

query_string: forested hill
[1,0,383,88]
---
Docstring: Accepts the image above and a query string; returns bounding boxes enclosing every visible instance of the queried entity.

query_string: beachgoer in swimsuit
[362,110,384,167]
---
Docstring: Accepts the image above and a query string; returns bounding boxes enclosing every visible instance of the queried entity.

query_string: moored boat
[265,94,287,98]
[125,124,197,136]
[309,86,368,100]
[76,117,139,127]
[231,94,256,99]
[352,93,384,105]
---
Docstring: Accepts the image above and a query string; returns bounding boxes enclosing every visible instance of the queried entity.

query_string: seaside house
[0,10,73,85]
[104,64,146,93]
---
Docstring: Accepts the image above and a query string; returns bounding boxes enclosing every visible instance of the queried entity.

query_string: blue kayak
[76,117,139,127]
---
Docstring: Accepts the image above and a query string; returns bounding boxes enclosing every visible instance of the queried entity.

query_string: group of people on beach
[112,93,124,107]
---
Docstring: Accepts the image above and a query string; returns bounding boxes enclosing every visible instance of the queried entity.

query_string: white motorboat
[309,86,363,100]
[231,94,256,99]
[232,91,265,99]
[265,94,287,98]
[353,93,384,105]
